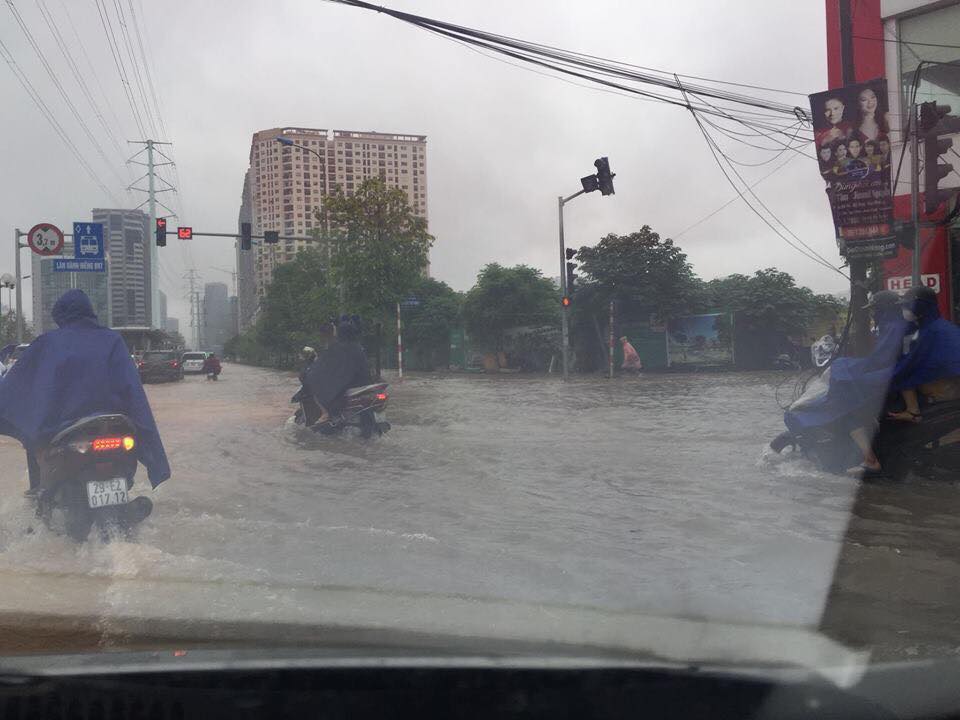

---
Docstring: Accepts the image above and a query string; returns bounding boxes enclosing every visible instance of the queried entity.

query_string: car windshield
[1,0,960,684]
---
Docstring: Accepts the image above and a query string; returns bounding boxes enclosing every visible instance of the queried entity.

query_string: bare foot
[846,461,882,477]
[887,410,921,423]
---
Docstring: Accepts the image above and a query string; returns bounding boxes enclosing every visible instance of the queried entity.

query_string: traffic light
[594,156,616,196]
[240,222,252,250]
[264,230,279,244]
[580,174,599,193]
[561,296,572,308]
[920,101,960,216]
[177,226,193,240]
[565,247,578,294]
[155,218,167,247]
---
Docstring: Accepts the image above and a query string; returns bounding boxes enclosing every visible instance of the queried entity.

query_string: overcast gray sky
[0,0,840,327]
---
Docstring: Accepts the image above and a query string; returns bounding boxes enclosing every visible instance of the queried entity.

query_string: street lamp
[0,274,14,324]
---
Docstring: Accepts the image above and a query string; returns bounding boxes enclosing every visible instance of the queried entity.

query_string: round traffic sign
[26,222,64,256]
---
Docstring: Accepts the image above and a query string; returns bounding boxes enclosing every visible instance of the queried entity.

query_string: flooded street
[2,363,959,660]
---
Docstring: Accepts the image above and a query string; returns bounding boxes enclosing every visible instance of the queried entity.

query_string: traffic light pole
[558,190,585,382]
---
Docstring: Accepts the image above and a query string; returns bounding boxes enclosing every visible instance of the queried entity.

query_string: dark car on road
[138,350,184,383]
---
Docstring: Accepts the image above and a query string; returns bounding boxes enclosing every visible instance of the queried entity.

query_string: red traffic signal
[561,296,572,307]
[155,218,167,247]
[177,226,193,240]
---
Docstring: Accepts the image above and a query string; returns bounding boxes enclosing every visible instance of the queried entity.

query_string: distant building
[238,126,429,309]
[92,208,153,327]
[164,317,180,335]
[202,282,231,354]
[158,290,168,330]
[31,241,110,333]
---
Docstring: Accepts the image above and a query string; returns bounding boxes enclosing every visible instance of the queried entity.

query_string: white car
[181,351,208,374]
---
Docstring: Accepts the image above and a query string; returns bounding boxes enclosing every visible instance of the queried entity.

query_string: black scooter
[292,384,391,439]
[771,379,960,480]
[31,414,153,541]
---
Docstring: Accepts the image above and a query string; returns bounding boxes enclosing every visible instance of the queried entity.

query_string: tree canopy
[462,264,559,350]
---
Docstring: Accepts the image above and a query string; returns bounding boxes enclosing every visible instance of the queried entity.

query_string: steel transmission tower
[128,140,177,329]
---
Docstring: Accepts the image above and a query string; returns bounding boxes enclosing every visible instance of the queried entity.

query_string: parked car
[181,351,209,374]
[138,350,184,383]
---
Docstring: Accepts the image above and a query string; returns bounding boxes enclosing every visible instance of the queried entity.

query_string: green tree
[706,268,843,367]
[402,277,462,369]
[258,246,338,357]
[463,264,559,351]
[319,178,433,321]
[574,227,704,321]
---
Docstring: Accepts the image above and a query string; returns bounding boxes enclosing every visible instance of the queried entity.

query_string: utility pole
[128,140,176,330]
[184,269,202,350]
[13,228,24,343]
[911,101,921,287]
[838,0,870,356]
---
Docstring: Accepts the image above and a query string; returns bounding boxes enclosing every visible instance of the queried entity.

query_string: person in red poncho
[620,336,643,372]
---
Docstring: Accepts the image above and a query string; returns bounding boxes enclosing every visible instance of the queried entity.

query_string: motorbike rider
[299,346,318,385]
[780,290,909,476]
[0,289,171,491]
[888,286,960,423]
[301,315,370,426]
[203,352,223,380]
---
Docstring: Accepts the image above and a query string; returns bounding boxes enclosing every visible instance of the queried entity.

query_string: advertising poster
[809,78,894,257]
[666,314,734,367]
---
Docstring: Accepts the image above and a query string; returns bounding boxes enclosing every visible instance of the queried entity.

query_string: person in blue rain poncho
[887,285,960,423]
[0,289,170,490]
[783,290,910,476]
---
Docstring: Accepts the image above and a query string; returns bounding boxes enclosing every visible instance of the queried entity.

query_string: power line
[5,0,127,187]
[34,0,124,156]
[94,0,147,138]
[0,36,118,201]
[55,0,129,146]
[325,0,806,119]
[111,0,159,139]
[852,34,960,50]
[673,153,799,239]
[677,80,848,279]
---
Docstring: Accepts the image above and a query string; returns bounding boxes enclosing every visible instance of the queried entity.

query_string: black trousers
[26,449,40,490]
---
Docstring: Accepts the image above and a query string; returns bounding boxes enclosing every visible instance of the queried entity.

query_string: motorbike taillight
[376,393,388,402]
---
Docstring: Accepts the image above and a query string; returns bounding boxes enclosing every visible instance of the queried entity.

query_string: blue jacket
[0,290,170,487]
[785,310,909,434]
[892,297,960,392]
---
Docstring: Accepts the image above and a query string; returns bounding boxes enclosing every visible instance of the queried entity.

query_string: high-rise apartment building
[236,169,257,332]
[202,282,231,355]
[92,208,153,327]
[31,241,110,334]
[239,127,428,314]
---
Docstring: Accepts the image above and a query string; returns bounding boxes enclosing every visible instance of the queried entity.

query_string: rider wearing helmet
[888,286,960,423]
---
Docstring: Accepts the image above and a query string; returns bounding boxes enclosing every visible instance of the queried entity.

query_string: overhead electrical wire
[94,0,147,139]
[34,0,124,156]
[0,36,118,201]
[325,0,808,120]
[111,0,159,140]
[5,0,127,187]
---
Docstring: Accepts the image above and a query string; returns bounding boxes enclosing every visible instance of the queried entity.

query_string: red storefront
[824,0,959,320]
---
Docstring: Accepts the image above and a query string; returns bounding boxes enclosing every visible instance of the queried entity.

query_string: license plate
[86,478,129,508]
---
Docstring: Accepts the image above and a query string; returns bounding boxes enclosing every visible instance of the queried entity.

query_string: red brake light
[92,437,123,452]
[376,393,388,401]
[170,360,179,368]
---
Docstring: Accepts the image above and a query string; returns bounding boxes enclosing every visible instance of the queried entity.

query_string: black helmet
[863,290,901,311]
[901,285,937,306]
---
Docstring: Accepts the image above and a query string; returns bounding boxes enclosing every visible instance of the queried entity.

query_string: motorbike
[770,370,960,480]
[291,383,391,438]
[30,413,153,541]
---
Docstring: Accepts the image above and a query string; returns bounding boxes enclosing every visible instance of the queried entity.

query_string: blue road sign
[73,222,104,261]
[53,258,106,272]
[401,296,420,307]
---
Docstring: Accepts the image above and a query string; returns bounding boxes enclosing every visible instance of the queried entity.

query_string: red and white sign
[26,222,64,256]
[886,274,941,294]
